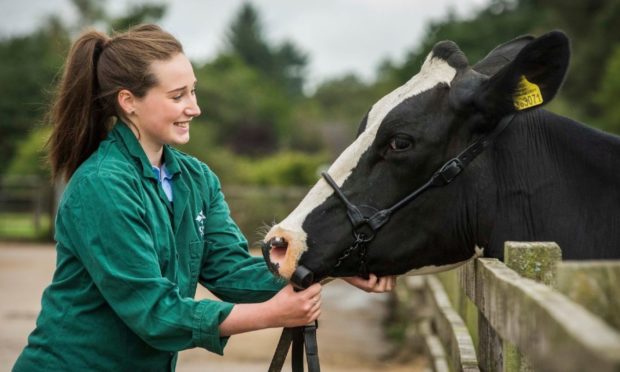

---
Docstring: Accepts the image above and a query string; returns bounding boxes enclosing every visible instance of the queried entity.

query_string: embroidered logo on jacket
[195,210,206,236]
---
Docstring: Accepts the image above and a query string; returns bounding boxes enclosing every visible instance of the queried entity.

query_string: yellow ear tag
[513,75,543,110]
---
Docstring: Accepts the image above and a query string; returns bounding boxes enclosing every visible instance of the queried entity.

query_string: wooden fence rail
[425,275,480,372]
[410,242,620,372]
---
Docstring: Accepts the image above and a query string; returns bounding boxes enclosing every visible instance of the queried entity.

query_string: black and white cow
[262,31,620,283]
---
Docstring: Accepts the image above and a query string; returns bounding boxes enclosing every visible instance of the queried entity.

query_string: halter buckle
[434,158,463,185]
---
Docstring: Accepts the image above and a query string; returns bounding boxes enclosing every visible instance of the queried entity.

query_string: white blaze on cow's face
[264,52,458,279]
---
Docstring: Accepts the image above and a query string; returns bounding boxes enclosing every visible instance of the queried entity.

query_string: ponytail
[47,31,110,181]
[47,24,183,181]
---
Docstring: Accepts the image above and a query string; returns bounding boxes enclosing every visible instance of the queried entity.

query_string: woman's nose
[186,98,201,118]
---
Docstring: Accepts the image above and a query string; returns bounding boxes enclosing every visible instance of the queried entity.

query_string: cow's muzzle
[261,236,314,288]
[261,226,309,281]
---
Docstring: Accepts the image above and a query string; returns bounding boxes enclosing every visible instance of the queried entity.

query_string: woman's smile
[174,120,191,129]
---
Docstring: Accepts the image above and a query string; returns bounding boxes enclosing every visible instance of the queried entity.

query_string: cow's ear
[473,30,570,120]
[472,34,535,76]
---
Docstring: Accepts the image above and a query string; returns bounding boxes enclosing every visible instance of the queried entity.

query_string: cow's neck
[480,109,620,260]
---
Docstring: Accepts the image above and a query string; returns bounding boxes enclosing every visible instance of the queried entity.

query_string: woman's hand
[219,283,321,336]
[264,283,322,328]
[342,274,397,293]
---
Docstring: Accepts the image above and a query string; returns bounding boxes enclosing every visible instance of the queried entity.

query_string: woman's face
[131,52,201,156]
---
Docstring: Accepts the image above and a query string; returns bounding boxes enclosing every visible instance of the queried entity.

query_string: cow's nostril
[271,237,288,249]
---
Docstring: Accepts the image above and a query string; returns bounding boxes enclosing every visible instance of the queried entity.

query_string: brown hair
[47,24,183,181]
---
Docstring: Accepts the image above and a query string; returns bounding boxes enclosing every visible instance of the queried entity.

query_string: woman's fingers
[342,274,398,293]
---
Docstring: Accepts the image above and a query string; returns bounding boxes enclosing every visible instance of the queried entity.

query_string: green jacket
[13,122,283,372]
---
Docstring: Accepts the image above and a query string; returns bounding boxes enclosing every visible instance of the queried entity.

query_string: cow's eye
[389,136,413,152]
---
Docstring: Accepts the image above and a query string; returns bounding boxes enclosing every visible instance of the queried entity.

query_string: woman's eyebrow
[166,86,186,94]
[166,80,197,94]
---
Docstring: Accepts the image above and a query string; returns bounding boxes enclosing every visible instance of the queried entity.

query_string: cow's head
[263,31,570,282]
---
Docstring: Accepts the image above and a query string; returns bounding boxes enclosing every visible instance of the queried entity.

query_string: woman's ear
[472,30,571,120]
[117,89,136,117]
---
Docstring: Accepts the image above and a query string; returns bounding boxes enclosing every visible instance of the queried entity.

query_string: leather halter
[322,113,515,278]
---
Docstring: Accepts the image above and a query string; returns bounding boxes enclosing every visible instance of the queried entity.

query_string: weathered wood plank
[423,332,451,372]
[426,275,480,372]
[477,312,503,372]
[459,258,620,372]
[503,241,562,372]
[557,261,620,331]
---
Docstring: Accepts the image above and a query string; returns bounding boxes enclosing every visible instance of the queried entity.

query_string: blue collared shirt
[152,163,173,202]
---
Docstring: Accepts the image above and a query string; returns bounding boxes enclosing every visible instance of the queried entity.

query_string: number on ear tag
[513,75,543,110]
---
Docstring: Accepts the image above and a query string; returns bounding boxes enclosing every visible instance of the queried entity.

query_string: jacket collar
[111,120,181,180]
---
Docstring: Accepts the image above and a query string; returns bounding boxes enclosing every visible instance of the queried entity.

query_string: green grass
[0,212,52,240]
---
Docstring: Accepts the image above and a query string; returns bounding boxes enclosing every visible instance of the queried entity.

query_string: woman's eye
[389,136,413,152]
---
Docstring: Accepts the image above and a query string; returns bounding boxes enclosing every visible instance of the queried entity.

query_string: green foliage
[384,0,551,85]
[109,3,167,31]
[535,0,620,117]
[179,138,327,187]
[70,0,167,31]
[0,18,68,176]
[193,54,293,156]
[224,3,308,96]
[313,74,375,124]
[595,45,620,134]
[306,74,390,154]
[6,126,51,177]
[237,151,328,186]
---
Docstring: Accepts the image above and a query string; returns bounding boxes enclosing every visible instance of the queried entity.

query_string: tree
[109,3,167,32]
[224,3,308,96]
[191,54,292,156]
[0,17,69,176]
[383,0,550,86]
[70,0,167,31]
[595,45,620,133]
[535,0,620,119]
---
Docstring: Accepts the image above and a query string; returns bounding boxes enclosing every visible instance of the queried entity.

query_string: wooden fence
[403,242,620,372]
[0,175,56,239]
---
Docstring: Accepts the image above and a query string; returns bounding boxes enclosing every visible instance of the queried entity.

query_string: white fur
[278,53,458,237]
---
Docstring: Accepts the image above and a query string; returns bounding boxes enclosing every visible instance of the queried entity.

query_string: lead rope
[262,254,321,372]
[268,322,319,372]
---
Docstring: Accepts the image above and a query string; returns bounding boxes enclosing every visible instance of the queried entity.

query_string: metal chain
[333,241,360,269]
[333,232,371,269]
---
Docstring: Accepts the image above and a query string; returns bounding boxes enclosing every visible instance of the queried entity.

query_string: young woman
[12,24,395,371]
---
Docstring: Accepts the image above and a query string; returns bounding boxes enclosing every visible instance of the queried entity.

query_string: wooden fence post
[460,259,502,372]
[503,241,562,372]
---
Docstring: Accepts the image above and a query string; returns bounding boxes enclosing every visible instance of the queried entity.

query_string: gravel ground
[0,242,426,371]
